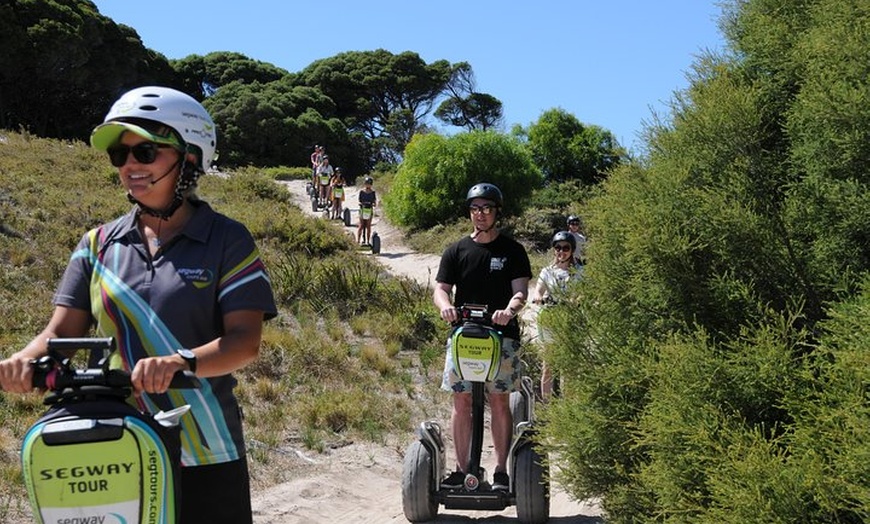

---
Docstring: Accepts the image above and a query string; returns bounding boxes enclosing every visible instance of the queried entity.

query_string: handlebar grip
[31,367,51,389]
[169,371,201,389]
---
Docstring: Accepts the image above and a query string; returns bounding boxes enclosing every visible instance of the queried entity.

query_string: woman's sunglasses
[554,244,573,252]
[107,142,176,167]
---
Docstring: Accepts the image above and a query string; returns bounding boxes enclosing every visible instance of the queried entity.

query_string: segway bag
[21,397,182,524]
[450,322,502,383]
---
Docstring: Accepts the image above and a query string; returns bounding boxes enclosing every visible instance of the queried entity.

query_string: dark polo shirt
[54,201,277,466]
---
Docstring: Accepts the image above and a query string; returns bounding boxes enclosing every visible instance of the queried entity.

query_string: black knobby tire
[401,440,438,522]
[371,232,381,254]
[515,444,550,524]
[310,196,318,212]
[343,207,351,227]
[510,390,529,428]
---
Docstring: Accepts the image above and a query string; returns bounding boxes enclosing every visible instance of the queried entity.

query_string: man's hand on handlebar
[491,309,514,326]
[439,306,459,324]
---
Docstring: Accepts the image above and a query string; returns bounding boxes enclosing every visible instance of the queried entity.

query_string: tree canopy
[294,50,455,164]
[434,63,504,130]
[172,51,290,98]
[0,4,499,170]
[0,0,178,140]
[523,108,624,184]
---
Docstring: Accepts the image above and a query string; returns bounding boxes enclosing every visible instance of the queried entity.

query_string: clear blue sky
[90,1,726,152]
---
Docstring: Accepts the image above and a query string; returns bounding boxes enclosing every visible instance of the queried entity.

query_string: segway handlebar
[30,337,200,390]
[452,304,493,327]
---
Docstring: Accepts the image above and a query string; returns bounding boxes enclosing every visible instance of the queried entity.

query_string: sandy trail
[252,180,604,523]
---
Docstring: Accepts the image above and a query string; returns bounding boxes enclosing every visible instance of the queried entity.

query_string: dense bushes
[537,1,870,522]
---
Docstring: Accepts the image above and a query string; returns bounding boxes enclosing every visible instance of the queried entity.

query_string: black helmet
[466,183,503,207]
[567,214,580,226]
[551,230,576,251]
[364,176,373,184]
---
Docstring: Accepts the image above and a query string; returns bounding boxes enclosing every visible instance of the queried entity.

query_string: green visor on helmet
[90,120,182,152]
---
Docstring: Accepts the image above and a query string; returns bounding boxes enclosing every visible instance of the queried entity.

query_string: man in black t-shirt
[433,182,531,491]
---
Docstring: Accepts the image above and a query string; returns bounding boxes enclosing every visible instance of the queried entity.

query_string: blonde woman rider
[530,230,583,399]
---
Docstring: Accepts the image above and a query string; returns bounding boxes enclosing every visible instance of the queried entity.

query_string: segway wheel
[401,440,438,522]
[371,232,381,254]
[343,207,351,227]
[515,444,550,524]
[510,390,529,427]
[310,196,318,213]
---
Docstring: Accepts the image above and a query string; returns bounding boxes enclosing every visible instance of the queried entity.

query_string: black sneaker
[492,471,509,491]
[441,470,465,489]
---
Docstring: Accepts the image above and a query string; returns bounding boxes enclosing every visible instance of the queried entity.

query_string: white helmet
[90,86,217,172]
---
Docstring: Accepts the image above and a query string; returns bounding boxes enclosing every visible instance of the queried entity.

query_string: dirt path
[281,179,442,287]
[252,180,604,523]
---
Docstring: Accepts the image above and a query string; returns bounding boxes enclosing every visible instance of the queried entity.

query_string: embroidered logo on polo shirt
[490,257,506,272]
[178,268,214,289]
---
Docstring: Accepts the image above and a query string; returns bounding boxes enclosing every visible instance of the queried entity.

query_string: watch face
[177,349,196,372]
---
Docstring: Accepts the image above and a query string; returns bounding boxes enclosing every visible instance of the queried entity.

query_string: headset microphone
[149,159,181,186]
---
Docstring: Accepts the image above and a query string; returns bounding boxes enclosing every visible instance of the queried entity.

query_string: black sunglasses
[107,142,176,167]
[469,204,496,215]
[554,244,572,252]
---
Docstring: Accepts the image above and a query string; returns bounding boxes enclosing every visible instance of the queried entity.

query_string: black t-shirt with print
[436,234,531,339]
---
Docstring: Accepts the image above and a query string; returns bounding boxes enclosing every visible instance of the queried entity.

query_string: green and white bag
[450,323,502,383]
[21,398,185,524]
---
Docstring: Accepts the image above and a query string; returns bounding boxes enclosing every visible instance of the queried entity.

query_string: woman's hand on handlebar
[0,354,36,393]
[130,355,187,394]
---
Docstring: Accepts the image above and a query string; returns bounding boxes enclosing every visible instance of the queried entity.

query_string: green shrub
[536,2,870,521]
[384,131,543,229]
[780,277,870,523]
[506,206,567,251]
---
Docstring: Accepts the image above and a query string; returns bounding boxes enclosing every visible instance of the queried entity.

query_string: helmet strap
[471,224,494,240]
[470,209,499,240]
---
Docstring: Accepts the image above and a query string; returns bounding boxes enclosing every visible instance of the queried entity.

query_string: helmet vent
[139,105,158,112]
